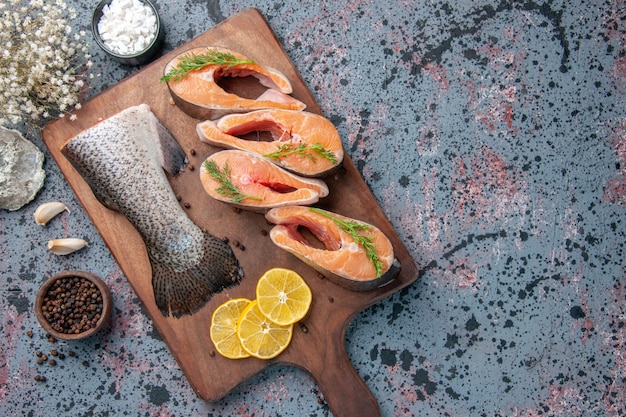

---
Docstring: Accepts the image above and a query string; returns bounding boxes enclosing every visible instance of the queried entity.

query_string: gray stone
[0,126,45,211]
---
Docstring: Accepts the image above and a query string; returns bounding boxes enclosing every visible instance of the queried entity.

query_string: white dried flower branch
[0,0,96,127]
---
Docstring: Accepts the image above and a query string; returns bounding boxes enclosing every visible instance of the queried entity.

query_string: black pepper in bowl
[35,271,112,341]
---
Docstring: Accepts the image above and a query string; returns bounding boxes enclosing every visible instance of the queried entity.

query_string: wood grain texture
[41,8,418,417]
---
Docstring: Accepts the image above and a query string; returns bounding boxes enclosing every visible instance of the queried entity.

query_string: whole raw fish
[62,104,243,318]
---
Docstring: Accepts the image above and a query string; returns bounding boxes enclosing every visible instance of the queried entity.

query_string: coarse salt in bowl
[92,0,165,66]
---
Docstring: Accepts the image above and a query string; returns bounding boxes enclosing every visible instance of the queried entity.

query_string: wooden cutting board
[42,8,418,417]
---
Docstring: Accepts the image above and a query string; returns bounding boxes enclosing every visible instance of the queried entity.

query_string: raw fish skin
[62,104,243,317]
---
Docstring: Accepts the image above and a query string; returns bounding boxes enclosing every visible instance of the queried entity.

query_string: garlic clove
[47,238,88,255]
[34,202,70,226]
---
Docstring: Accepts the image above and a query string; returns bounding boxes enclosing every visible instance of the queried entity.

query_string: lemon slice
[237,300,293,359]
[255,267,312,326]
[210,298,252,359]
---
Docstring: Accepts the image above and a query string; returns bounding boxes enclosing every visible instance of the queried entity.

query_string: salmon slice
[200,150,329,212]
[196,109,344,177]
[163,46,306,120]
[265,206,400,291]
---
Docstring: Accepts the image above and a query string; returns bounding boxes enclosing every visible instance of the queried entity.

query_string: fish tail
[151,232,243,318]
[154,117,188,176]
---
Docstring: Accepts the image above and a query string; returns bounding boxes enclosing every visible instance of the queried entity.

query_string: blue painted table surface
[1,1,625,416]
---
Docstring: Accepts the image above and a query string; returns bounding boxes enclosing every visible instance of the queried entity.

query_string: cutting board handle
[307,339,380,417]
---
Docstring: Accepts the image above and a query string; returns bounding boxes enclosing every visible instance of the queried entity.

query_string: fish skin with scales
[61,104,243,318]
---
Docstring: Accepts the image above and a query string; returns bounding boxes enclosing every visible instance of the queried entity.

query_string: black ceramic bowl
[91,0,165,66]
[35,270,113,341]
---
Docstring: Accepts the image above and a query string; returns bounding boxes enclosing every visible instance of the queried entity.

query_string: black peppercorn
[40,276,104,335]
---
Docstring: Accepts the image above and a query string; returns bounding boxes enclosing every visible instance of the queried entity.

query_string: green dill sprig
[264,142,337,164]
[309,207,384,276]
[161,51,254,82]
[203,160,262,203]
